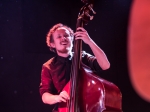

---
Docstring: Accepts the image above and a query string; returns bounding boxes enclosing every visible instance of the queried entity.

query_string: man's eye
[64,34,69,37]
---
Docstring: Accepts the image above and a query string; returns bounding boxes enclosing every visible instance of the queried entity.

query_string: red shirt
[39,51,102,96]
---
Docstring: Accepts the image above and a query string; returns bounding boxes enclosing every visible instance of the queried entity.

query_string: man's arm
[74,27,110,70]
[42,92,58,104]
[40,65,70,105]
[42,91,69,105]
[87,39,110,70]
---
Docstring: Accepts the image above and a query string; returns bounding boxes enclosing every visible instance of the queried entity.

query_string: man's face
[50,27,73,54]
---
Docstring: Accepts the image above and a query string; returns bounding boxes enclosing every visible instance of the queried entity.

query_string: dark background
[0,0,150,112]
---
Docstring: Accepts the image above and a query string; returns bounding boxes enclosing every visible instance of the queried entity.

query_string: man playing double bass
[39,23,110,111]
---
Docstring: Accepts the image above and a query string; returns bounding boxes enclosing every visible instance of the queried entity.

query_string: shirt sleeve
[82,51,102,72]
[39,65,56,96]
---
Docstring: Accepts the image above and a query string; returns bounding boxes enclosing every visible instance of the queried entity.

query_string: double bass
[58,0,122,112]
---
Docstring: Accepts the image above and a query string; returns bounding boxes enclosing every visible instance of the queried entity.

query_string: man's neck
[57,51,72,57]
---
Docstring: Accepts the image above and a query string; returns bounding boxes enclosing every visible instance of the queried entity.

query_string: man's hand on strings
[55,91,70,103]
[74,27,93,45]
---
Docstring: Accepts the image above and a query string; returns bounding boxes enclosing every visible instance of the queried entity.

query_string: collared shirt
[39,51,102,96]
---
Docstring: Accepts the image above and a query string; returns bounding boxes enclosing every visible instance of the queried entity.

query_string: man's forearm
[88,39,110,70]
[42,92,58,105]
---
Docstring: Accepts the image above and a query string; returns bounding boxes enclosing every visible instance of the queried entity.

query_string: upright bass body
[59,64,122,112]
[58,1,122,112]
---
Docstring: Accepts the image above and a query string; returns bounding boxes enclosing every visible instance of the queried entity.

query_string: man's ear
[50,43,55,48]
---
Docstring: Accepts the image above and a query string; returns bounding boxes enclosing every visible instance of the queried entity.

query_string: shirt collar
[56,53,73,63]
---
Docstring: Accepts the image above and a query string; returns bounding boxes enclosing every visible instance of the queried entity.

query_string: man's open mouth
[61,41,68,45]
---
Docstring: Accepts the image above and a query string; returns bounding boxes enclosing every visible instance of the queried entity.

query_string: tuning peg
[88,4,96,14]
[85,12,94,20]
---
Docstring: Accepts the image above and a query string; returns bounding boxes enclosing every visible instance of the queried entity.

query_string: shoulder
[81,51,95,59]
[43,57,56,70]
[81,51,96,66]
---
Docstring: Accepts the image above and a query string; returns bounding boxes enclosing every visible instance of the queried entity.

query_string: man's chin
[57,49,70,54]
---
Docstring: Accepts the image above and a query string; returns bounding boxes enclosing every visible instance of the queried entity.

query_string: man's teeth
[61,42,68,45]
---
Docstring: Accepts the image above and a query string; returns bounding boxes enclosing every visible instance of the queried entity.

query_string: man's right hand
[55,91,70,103]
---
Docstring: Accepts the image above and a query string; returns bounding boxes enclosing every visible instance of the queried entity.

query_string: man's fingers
[74,29,87,34]
[76,27,86,32]
[59,96,67,102]
[60,91,70,100]
[74,33,86,38]
[55,95,67,103]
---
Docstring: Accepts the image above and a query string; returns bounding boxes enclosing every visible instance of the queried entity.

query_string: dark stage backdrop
[0,0,150,112]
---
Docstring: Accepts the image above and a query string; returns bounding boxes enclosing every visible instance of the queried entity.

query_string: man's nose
[61,36,67,40]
